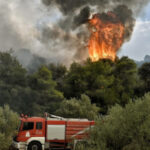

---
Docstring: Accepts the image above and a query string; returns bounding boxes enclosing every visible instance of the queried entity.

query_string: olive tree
[56,94,99,120]
[0,105,19,150]
[83,93,150,150]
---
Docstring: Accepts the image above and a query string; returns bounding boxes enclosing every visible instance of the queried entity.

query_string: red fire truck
[12,114,94,150]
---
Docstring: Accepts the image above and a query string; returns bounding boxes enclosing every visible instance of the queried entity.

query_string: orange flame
[88,12,125,62]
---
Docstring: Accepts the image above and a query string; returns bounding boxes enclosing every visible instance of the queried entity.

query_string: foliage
[0,52,138,115]
[47,63,67,92]
[0,53,64,115]
[0,52,30,113]
[55,94,99,120]
[139,62,150,92]
[29,66,64,115]
[0,52,27,86]
[113,57,137,105]
[84,93,150,150]
[48,64,67,81]
[0,105,19,150]
[62,57,137,113]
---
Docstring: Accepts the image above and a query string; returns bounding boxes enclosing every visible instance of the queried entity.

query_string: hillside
[135,55,150,67]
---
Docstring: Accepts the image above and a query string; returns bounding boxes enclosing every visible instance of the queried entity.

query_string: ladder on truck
[44,112,65,120]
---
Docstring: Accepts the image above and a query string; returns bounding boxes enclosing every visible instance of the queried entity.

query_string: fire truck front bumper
[12,140,26,150]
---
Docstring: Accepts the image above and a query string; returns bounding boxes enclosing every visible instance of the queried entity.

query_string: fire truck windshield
[22,122,34,131]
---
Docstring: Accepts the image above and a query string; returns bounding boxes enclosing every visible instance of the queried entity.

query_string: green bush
[55,94,99,120]
[0,105,19,150]
[83,93,150,150]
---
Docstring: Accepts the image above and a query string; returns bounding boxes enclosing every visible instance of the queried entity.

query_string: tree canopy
[139,62,150,92]
[56,94,99,120]
[62,57,137,113]
[82,93,150,150]
[0,105,19,150]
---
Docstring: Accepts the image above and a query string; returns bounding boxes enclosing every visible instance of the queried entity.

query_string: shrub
[84,93,150,150]
[0,105,19,150]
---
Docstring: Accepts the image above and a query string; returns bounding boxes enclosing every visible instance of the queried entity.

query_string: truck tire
[28,142,42,150]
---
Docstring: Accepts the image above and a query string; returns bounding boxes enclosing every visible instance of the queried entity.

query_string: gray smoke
[0,0,149,68]
[73,6,90,28]
[40,0,149,63]
[12,49,48,73]
[42,0,149,15]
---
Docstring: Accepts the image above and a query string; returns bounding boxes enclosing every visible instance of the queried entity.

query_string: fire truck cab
[12,114,94,150]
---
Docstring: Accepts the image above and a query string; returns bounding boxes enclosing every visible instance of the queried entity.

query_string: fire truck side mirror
[21,114,24,118]
[25,115,28,119]
[44,112,48,118]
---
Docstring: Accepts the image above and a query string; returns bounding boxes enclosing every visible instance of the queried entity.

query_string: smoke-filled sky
[0,0,150,67]
[119,2,150,61]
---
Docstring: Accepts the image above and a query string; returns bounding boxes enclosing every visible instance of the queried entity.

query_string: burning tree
[88,12,125,61]
[88,5,135,62]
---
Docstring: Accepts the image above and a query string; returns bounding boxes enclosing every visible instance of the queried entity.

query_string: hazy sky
[119,2,150,61]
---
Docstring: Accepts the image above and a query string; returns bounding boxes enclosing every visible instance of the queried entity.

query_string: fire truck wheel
[28,142,42,150]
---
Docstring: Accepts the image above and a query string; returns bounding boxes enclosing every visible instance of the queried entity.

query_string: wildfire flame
[88,12,125,62]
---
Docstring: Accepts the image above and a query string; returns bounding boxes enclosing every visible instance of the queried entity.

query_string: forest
[1,51,150,150]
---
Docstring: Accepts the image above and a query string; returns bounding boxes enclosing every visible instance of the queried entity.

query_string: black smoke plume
[40,0,149,64]
[73,6,90,28]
